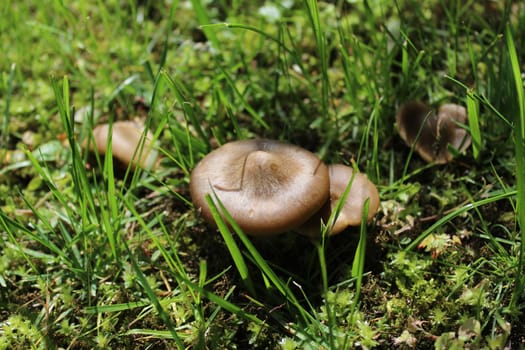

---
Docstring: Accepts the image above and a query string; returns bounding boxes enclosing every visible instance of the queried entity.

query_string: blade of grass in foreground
[466,36,482,161]
[206,193,329,345]
[123,239,185,348]
[0,210,41,274]
[405,190,517,252]
[466,90,482,161]
[446,75,513,128]
[205,194,256,296]
[55,75,120,261]
[314,166,362,349]
[86,301,149,314]
[158,70,210,150]
[351,199,369,307]
[505,24,525,309]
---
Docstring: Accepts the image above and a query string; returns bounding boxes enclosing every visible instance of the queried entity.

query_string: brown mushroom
[88,120,158,170]
[189,139,330,236]
[299,164,380,236]
[396,102,471,164]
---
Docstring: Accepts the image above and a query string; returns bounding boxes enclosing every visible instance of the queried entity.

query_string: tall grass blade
[206,193,323,334]
[205,194,256,296]
[216,65,269,130]
[157,0,179,71]
[504,25,525,308]
[184,281,263,325]
[315,167,363,350]
[0,210,41,274]
[96,117,120,261]
[351,199,369,306]
[190,0,220,50]
[124,239,185,348]
[303,0,330,116]
[466,36,482,161]
[401,110,435,180]
[466,90,482,161]
[1,63,15,147]
[158,70,210,150]
[446,74,513,127]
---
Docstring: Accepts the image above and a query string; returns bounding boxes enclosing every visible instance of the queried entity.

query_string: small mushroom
[299,164,380,236]
[190,139,330,236]
[396,102,471,164]
[88,120,158,170]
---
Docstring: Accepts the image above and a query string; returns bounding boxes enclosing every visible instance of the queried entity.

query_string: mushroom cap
[90,120,157,170]
[190,139,330,236]
[299,164,380,236]
[396,102,471,164]
[436,103,471,160]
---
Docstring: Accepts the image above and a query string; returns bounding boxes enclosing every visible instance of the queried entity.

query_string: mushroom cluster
[190,139,380,237]
[396,102,471,164]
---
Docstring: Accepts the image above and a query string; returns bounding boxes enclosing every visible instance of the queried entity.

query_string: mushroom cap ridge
[190,139,330,236]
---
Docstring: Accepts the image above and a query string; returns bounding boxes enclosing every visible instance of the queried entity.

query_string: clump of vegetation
[1,1,524,349]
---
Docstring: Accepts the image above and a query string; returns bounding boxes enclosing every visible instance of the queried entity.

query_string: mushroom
[396,102,471,164]
[299,164,380,236]
[88,120,158,170]
[190,139,330,236]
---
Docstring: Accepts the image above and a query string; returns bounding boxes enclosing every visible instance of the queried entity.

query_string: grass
[505,22,525,311]
[1,0,525,349]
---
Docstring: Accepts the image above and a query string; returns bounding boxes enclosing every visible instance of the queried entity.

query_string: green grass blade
[157,0,179,71]
[159,70,210,149]
[0,210,41,274]
[126,329,189,340]
[466,89,482,161]
[504,24,525,308]
[467,34,482,161]
[186,282,263,325]
[446,74,513,127]
[97,119,120,261]
[216,65,269,130]
[123,240,186,348]
[314,236,335,350]
[206,193,320,329]
[85,301,150,314]
[405,190,517,251]
[358,100,381,182]
[1,63,15,147]
[205,194,256,296]
[351,199,369,302]
[303,0,330,115]
[219,22,295,55]
[190,0,220,50]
